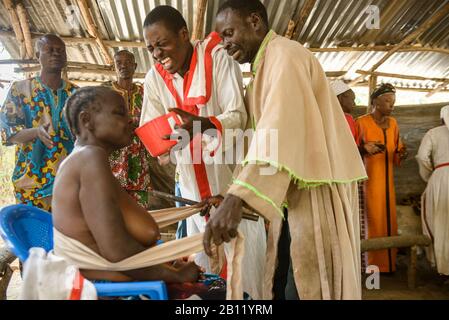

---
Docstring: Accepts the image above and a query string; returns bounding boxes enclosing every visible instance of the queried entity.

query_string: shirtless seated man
[52,86,202,285]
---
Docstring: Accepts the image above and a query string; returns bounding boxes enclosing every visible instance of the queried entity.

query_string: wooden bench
[361,234,432,289]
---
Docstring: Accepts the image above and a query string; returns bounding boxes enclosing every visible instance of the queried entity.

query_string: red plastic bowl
[135,111,182,157]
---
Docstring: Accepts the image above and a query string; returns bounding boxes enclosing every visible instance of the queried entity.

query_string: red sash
[435,162,449,170]
[155,32,222,201]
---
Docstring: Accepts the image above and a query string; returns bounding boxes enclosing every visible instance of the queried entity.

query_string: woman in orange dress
[355,83,408,273]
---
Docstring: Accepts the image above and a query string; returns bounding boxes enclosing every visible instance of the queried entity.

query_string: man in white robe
[140,6,266,299]
[416,105,449,276]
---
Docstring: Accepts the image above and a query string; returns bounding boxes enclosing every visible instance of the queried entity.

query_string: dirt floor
[362,250,449,300]
[2,238,449,300]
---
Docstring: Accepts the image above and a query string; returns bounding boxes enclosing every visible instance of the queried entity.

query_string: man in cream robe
[208,0,367,300]
[416,105,449,276]
[140,6,266,299]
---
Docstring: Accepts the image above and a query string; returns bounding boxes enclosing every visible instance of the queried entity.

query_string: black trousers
[272,209,299,300]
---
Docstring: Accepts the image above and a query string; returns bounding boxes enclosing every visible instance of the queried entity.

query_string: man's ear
[179,26,190,41]
[36,50,40,60]
[79,110,93,131]
[249,13,262,31]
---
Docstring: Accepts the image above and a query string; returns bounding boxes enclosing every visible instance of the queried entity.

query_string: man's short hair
[35,34,65,54]
[114,49,135,61]
[143,5,188,34]
[217,0,269,28]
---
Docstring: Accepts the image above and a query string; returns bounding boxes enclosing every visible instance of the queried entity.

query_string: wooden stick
[76,0,113,65]
[191,0,208,41]
[2,0,25,58]
[351,2,449,85]
[16,3,33,59]
[149,190,260,222]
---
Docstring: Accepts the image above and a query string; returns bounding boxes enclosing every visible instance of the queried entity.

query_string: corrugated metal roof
[0,0,448,88]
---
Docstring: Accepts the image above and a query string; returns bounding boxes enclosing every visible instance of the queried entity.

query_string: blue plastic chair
[0,204,168,299]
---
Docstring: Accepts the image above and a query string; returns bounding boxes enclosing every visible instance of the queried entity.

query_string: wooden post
[2,0,26,58]
[368,75,377,113]
[408,245,418,289]
[16,3,34,59]
[76,0,113,65]
[191,0,208,41]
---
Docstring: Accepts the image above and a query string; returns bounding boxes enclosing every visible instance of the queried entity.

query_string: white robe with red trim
[141,33,266,299]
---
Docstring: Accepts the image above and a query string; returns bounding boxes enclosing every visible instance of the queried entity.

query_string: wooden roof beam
[285,0,316,40]
[191,0,208,41]
[16,3,33,59]
[2,0,26,58]
[351,2,449,85]
[76,0,113,65]
[2,30,449,56]
[356,70,449,83]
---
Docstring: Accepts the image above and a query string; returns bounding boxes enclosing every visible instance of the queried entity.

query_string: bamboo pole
[16,3,33,59]
[351,2,449,86]
[356,70,449,83]
[76,0,113,65]
[191,0,208,41]
[288,0,316,40]
[2,0,26,58]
